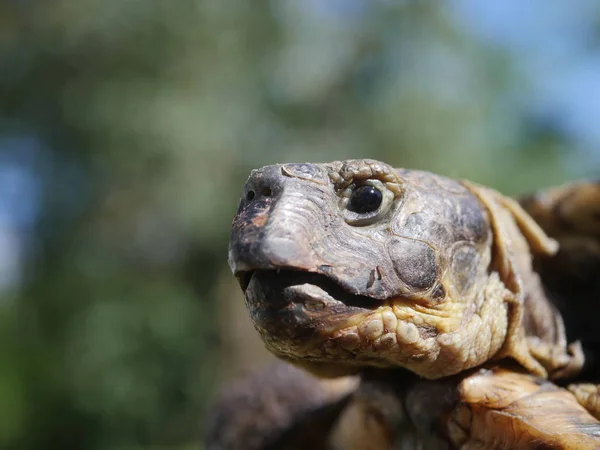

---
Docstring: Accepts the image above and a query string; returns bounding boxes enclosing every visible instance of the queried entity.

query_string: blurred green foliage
[0,1,597,449]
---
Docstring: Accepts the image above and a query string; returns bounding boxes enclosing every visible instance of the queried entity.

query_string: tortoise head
[228,159,552,379]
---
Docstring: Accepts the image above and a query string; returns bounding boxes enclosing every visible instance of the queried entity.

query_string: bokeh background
[2,1,599,449]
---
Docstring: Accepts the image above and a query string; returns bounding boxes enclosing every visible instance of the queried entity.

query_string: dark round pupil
[348,186,383,214]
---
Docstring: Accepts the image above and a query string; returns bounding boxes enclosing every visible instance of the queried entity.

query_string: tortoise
[206,159,600,449]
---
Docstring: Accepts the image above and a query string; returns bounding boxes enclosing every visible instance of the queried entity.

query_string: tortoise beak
[228,164,326,289]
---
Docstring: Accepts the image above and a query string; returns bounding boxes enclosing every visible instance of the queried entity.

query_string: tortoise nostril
[244,185,274,206]
[245,187,272,202]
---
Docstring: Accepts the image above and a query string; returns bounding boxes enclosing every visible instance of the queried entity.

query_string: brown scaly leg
[432,367,600,449]
[338,367,600,449]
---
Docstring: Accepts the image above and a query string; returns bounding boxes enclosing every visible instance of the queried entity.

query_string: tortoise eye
[348,186,383,214]
[341,180,395,226]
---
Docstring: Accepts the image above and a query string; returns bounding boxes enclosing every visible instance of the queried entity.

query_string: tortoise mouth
[238,269,381,312]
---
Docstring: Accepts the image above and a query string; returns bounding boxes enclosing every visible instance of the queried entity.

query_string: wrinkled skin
[208,161,600,449]
[229,159,578,379]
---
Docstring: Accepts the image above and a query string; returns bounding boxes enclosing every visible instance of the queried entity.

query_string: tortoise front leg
[205,362,600,449]
[327,366,600,449]
[332,367,600,449]
[404,367,600,449]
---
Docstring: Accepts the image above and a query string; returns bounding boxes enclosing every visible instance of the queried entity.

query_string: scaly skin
[407,367,600,449]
